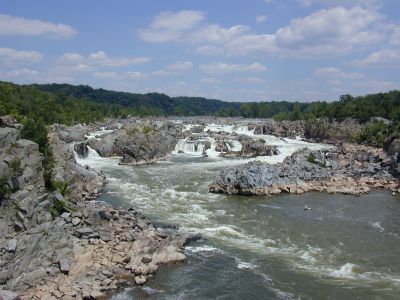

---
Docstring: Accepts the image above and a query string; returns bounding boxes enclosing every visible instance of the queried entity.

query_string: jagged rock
[88,122,182,165]
[61,212,71,219]
[53,191,64,202]
[191,125,204,133]
[141,256,152,264]
[74,227,93,238]
[0,122,190,300]
[98,210,112,221]
[0,270,9,284]
[71,217,81,226]
[220,139,279,158]
[59,259,70,275]
[53,124,87,143]
[0,127,20,149]
[134,275,147,285]
[211,145,394,196]
[0,290,19,300]
[90,290,105,299]
[7,239,17,253]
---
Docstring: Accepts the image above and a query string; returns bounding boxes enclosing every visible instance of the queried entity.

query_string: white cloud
[1,68,38,78]
[246,77,266,83]
[167,61,193,71]
[151,70,176,76]
[126,71,150,80]
[355,49,400,66]
[0,47,42,67]
[274,7,385,56]
[138,10,205,42]
[256,15,268,23]
[92,71,150,80]
[0,68,74,83]
[297,0,382,9]
[58,51,150,69]
[390,27,400,46]
[140,7,389,58]
[201,77,221,84]
[314,67,364,79]
[191,24,250,44]
[0,14,77,38]
[93,71,119,79]
[88,51,150,67]
[351,79,398,93]
[200,63,267,74]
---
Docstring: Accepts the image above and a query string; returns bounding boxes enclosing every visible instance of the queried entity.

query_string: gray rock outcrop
[210,145,398,195]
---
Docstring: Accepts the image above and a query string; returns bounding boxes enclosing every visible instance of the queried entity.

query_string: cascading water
[76,123,400,300]
[174,139,206,155]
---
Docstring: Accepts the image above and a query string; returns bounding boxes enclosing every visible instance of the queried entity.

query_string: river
[76,125,400,300]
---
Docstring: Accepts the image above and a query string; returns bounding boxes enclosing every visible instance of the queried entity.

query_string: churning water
[76,125,400,300]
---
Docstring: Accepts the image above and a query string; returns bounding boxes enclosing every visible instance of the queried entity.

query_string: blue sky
[0,0,399,102]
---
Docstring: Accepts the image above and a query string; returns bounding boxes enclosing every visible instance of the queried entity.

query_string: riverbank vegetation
[1,81,399,124]
[1,81,400,148]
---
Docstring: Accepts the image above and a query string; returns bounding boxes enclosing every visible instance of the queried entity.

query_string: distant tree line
[1,81,399,125]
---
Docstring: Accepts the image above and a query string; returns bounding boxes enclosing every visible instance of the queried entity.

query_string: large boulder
[87,122,182,165]
[51,124,88,143]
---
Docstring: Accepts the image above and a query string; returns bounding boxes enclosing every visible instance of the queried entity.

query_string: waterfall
[74,145,100,161]
[228,140,243,151]
[174,139,205,155]
[87,146,101,158]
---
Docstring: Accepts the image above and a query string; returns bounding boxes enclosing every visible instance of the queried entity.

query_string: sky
[0,0,399,102]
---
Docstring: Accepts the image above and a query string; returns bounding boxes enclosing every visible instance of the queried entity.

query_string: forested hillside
[1,81,399,124]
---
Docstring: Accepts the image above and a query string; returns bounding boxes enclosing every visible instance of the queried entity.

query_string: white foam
[329,263,358,278]
[185,245,224,254]
[370,221,385,232]
[236,260,258,270]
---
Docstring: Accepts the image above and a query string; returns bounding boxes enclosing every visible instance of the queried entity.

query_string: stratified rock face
[0,127,47,235]
[210,145,397,196]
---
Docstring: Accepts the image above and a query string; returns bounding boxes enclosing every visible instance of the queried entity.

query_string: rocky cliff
[0,122,191,299]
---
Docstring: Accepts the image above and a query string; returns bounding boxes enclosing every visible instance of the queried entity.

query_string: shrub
[0,176,10,201]
[142,126,154,134]
[259,138,266,144]
[10,158,23,174]
[21,118,48,152]
[49,199,75,218]
[307,153,316,164]
[53,180,69,196]
[357,121,389,147]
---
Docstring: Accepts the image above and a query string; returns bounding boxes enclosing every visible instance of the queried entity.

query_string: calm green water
[77,148,400,300]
